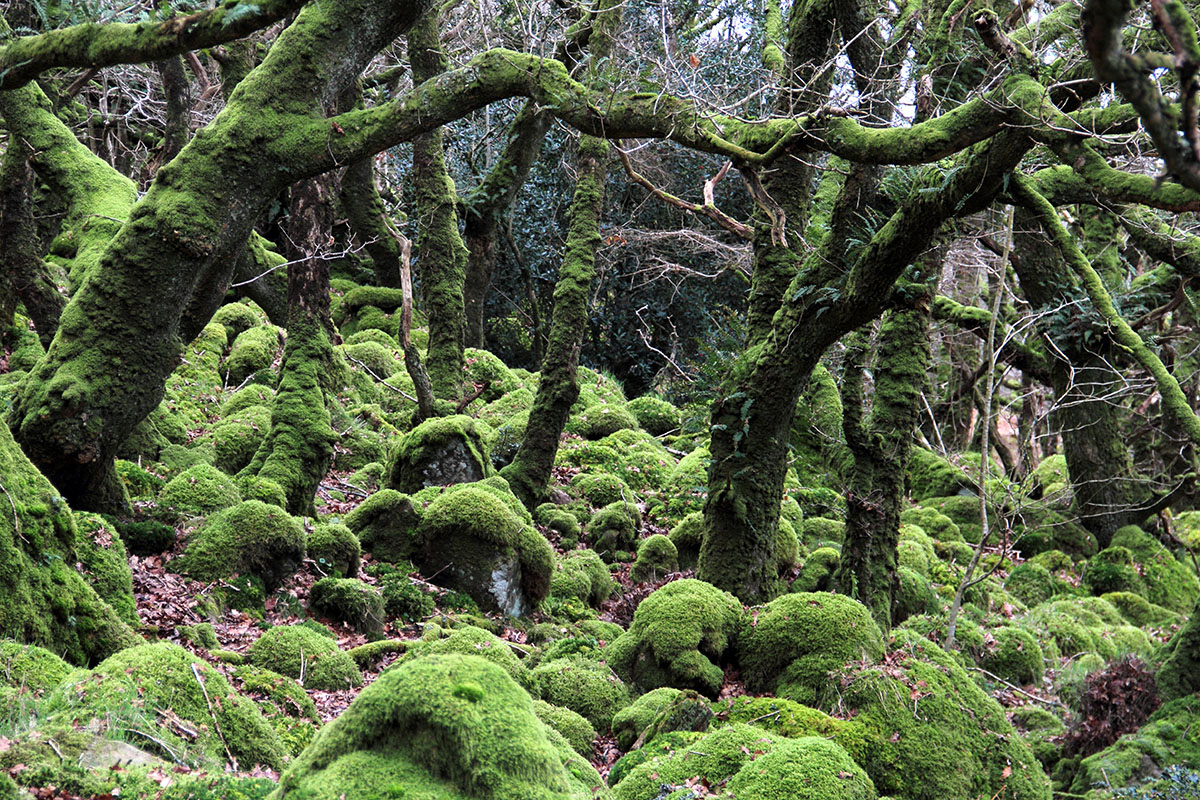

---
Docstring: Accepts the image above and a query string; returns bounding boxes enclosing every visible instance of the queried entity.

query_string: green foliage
[72,513,136,623]
[792,547,840,593]
[668,512,705,570]
[607,579,742,698]
[906,448,975,502]
[1157,600,1200,701]
[571,472,636,507]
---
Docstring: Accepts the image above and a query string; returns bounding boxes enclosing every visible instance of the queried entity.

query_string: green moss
[907,448,975,502]
[1101,591,1179,628]
[799,516,845,548]
[387,415,492,494]
[399,624,532,691]
[611,723,782,800]
[626,396,681,436]
[531,654,631,731]
[611,687,685,751]
[236,475,288,508]
[248,625,362,691]
[550,549,614,606]
[570,472,636,507]
[917,496,991,543]
[738,592,884,706]
[820,629,1050,800]
[662,447,709,520]
[606,731,703,788]
[1028,454,1070,501]
[0,640,72,694]
[220,384,275,418]
[114,459,165,499]
[1020,597,1153,661]
[711,696,867,761]
[232,665,321,758]
[899,505,962,542]
[1111,525,1200,613]
[1157,600,1200,701]
[158,463,243,519]
[533,699,597,757]
[894,566,940,624]
[0,421,139,665]
[980,625,1044,685]
[792,546,840,593]
[177,500,305,591]
[49,642,283,769]
[668,512,705,570]
[73,513,137,624]
[1014,506,1098,559]
[569,403,640,441]
[271,654,603,800]
[776,517,800,573]
[630,534,679,583]
[1069,696,1200,793]
[607,579,742,698]
[344,489,422,563]
[539,506,583,546]
[586,501,641,561]
[309,578,385,637]
[1082,545,1147,598]
[307,523,360,578]
[224,325,282,386]
[726,736,876,800]
[463,348,524,401]
[1009,706,1066,770]
[1005,563,1073,607]
[206,404,272,475]
[212,301,270,345]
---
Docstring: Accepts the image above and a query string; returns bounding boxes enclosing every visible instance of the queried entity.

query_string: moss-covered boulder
[792,546,840,593]
[248,625,363,691]
[416,485,552,616]
[307,522,361,578]
[610,724,783,800]
[0,640,72,696]
[570,403,639,440]
[1068,695,1200,794]
[586,501,641,561]
[725,736,876,800]
[570,472,636,507]
[1157,599,1199,701]
[907,448,976,502]
[531,655,631,731]
[158,463,242,518]
[73,513,137,624]
[980,625,1044,685]
[224,325,281,386]
[668,512,705,570]
[50,642,284,769]
[1111,525,1200,613]
[662,447,709,520]
[626,396,681,436]
[212,300,270,344]
[270,654,605,800]
[387,415,492,494]
[399,625,532,692]
[206,404,272,475]
[738,592,884,706]
[533,700,597,758]
[607,579,742,698]
[309,578,385,637]
[0,421,140,665]
[630,534,679,583]
[1020,597,1153,661]
[344,488,422,563]
[819,629,1050,800]
[549,549,614,607]
[177,500,305,591]
[232,664,322,757]
[611,687,685,751]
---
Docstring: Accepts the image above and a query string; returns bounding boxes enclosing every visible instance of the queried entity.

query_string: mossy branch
[932,294,1051,380]
[0,0,308,90]
[1012,173,1200,447]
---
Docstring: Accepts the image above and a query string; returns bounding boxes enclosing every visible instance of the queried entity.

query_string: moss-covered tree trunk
[341,156,403,289]
[408,11,469,402]
[0,135,64,340]
[834,285,934,630]
[242,174,339,516]
[6,0,430,512]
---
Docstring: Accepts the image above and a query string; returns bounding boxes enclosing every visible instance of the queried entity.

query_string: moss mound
[307,523,361,578]
[586,501,641,561]
[980,625,1044,685]
[610,723,782,800]
[177,500,305,591]
[571,403,639,440]
[1110,525,1200,612]
[344,489,422,563]
[309,578,385,637]
[607,579,742,698]
[629,534,679,583]
[669,512,705,570]
[387,415,492,494]
[611,687,685,751]
[270,654,603,800]
[50,642,284,769]
[549,549,613,607]
[158,463,242,518]
[820,629,1050,800]
[399,625,532,691]
[232,665,322,757]
[207,404,272,475]
[248,625,363,691]
[626,396,681,436]
[1157,599,1200,701]
[73,513,137,624]
[1020,597,1153,661]
[738,592,884,706]
[0,640,72,695]
[531,655,631,731]
[662,447,709,520]
[1068,695,1200,793]
[725,736,876,800]
[0,421,140,665]
[533,700,597,758]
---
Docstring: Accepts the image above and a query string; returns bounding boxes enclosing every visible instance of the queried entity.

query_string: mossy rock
[344,489,422,563]
[249,625,363,691]
[158,463,243,519]
[463,348,524,401]
[598,430,675,493]
[899,505,962,542]
[372,566,436,623]
[1111,525,1200,613]
[0,421,140,665]
[630,534,679,583]
[916,495,995,544]
[738,592,884,706]
[549,549,614,607]
[177,500,305,591]
[220,384,275,418]
[792,546,840,593]
[1010,705,1066,770]
[1005,563,1067,608]
[907,448,976,502]
[611,687,685,751]
[799,516,846,548]
[0,640,72,695]
[570,472,636,507]
[531,655,631,731]
[387,415,492,494]
[224,325,282,386]
[307,523,361,578]
[270,654,604,800]
[586,501,641,561]
[607,579,742,698]
[711,695,863,755]
[626,396,681,436]
[399,625,532,692]
[50,642,284,769]
[894,566,940,625]
[1028,453,1070,501]
[114,519,177,556]
[668,512,705,570]
[980,625,1044,685]
[1020,597,1153,661]
[1101,591,1179,628]
[533,700,596,758]
[661,447,709,521]
[114,459,165,500]
[1081,545,1147,598]
[819,629,1050,800]
[1156,599,1200,701]
[538,505,583,547]
[207,404,272,475]
[417,484,551,616]
[725,736,876,800]
[69,514,136,625]
[1068,695,1200,794]
[633,689,714,749]
[232,665,322,758]
[212,300,270,344]
[309,578,385,637]
[236,475,288,508]
[1013,506,1098,559]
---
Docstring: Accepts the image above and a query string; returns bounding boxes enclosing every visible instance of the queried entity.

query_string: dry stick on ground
[191,662,238,771]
